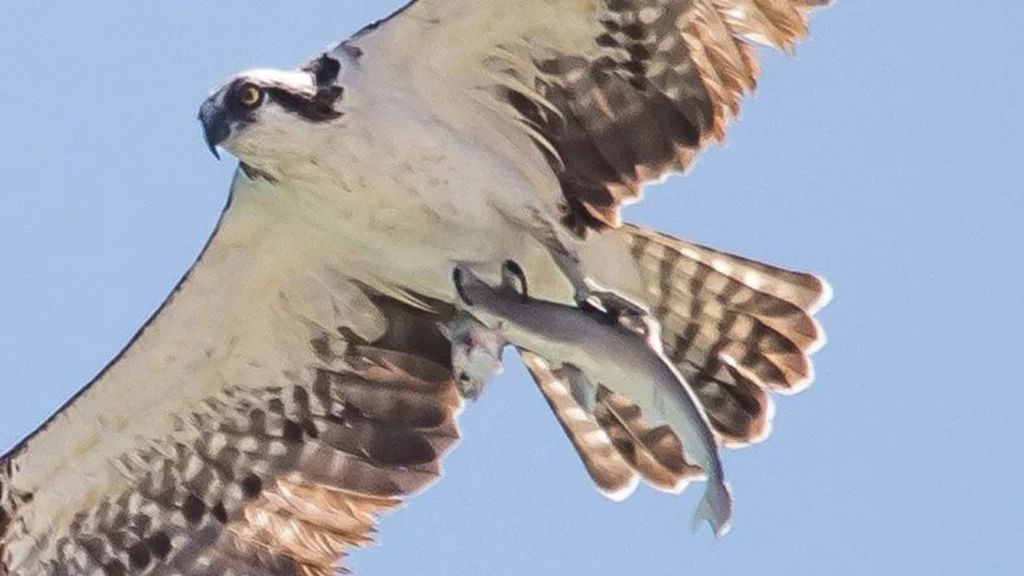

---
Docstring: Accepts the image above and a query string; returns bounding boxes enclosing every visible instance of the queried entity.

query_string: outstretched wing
[351,0,829,233]
[0,173,462,576]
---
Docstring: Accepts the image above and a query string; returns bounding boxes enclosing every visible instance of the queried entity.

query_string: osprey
[0,1,832,574]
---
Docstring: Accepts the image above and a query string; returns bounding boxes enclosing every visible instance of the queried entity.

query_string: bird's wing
[522,352,702,501]
[350,0,829,233]
[0,173,463,576]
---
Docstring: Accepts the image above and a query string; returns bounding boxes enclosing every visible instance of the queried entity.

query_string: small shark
[451,262,733,536]
[442,310,506,400]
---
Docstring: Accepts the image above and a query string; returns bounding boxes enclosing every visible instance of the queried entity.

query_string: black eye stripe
[221,78,344,124]
[302,54,342,88]
[265,86,344,123]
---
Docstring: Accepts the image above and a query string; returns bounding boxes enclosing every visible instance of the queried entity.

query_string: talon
[501,260,529,303]
[576,298,601,315]
[573,287,603,314]
[584,304,618,325]
[452,267,474,306]
[578,288,649,325]
[573,297,616,326]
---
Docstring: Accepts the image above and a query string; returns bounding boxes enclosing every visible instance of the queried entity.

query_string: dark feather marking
[240,474,263,500]
[490,0,821,235]
[102,559,126,576]
[127,542,151,571]
[0,481,9,558]
[146,532,172,560]
[182,495,206,525]
[265,86,343,123]
[502,0,717,233]
[0,282,460,574]
[210,502,228,524]
[302,53,342,87]
[282,420,305,443]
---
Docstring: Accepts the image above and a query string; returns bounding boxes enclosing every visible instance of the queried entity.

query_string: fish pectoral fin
[563,365,599,415]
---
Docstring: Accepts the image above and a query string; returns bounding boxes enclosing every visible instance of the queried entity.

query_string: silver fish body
[454,266,733,536]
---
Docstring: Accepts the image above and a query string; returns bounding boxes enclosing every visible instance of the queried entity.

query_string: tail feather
[659,307,813,389]
[526,223,829,500]
[621,223,829,445]
[686,360,773,444]
[623,225,831,313]
[523,353,702,498]
[593,387,703,493]
[521,352,640,501]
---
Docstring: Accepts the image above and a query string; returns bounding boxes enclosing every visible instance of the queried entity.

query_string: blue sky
[1,2,1021,575]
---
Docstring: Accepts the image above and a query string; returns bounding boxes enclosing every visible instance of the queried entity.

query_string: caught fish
[453,262,733,536]
[442,310,506,400]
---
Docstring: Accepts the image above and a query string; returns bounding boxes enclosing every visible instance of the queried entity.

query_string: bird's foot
[500,260,529,302]
[452,267,474,307]
[576,286,649,325]
[453,261,530,306]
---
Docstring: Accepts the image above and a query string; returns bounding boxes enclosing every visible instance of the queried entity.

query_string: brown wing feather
[521,352,640,500]
[593,387,704,493]
[530,0,828,232]
[523,353,703,498]
[530,223,829,495]
[356,0,829,233]
[622,224,829,445]
[0,294,461,576]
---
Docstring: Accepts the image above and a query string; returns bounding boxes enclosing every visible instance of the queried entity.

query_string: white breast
[241,53,585,307]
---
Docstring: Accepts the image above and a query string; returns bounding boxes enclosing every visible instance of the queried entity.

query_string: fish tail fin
[692,479,733,538]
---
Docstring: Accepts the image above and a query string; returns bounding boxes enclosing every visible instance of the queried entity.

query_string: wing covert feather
[353,0,829,232]
[0,180,463,576]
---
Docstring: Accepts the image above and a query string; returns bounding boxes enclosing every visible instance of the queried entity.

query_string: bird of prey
[0,1,832,574]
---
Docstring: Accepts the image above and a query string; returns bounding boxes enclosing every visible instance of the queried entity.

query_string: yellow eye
[239,85,262,107]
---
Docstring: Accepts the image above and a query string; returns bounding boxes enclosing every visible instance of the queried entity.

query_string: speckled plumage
[2,0,831,573]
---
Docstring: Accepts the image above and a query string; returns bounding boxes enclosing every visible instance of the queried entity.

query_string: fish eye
[238,84,263,108]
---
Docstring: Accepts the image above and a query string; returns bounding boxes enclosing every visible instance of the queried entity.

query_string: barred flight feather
[619,223,829,447]
[354,0,831,234]
[0,280,463,575]
[352,0,833,501]
[521,352,640,500]
[2,0,834,570]
[532,224,828,494]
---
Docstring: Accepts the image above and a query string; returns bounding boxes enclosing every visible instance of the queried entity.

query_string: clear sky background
[0,2,1021,575]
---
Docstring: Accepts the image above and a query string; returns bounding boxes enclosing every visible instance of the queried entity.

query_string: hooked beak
[198,99,229,160]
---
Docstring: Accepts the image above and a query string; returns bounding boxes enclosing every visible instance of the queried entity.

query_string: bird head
[198,54,345,177]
